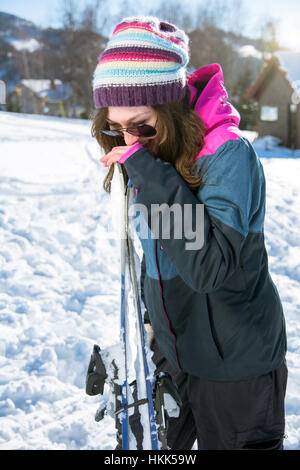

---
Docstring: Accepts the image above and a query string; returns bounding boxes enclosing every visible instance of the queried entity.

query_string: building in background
[246,52,300,149]
[9,79,74,117]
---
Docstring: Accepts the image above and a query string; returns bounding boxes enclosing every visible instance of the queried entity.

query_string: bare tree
[80,0,110,34]
[104,0,136,35]
[55,0,110,115]
[194,0,247,36]
[188,23,237,87]
[60,0,79,30]
[149,1,194,32]
[257,19,281,59]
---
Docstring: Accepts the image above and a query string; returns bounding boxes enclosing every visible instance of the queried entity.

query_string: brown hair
[91,87,207,193]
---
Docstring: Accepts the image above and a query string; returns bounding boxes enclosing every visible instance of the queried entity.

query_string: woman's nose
[123,131,140,146]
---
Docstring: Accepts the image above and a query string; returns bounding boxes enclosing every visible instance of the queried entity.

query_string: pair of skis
[118,163,159,450]
[86,163,181,450]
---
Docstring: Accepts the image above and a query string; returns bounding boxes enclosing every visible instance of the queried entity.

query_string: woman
[91,16,288,450]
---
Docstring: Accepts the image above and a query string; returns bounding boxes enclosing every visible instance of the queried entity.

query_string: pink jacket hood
[187,63,241,158]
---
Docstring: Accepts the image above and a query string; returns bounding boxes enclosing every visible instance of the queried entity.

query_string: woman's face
[107,106,158,147]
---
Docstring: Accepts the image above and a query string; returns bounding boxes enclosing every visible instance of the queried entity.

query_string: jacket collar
[187,63,241,158]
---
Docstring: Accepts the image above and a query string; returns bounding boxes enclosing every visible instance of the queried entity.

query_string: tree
[149,1,194,32]
[188,24,237,94]
[56,0,108,116]
[231,58,259,130]
[257,19,281,59]
[194,0,247,36]
[6,90,22,113]
[80,0,109,34]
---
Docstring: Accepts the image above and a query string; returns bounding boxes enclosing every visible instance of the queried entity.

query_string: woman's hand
[100,146,135,167]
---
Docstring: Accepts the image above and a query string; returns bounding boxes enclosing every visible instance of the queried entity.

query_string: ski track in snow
[0,112,299,450]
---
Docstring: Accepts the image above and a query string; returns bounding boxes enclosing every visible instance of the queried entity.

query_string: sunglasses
[100,119,158,138]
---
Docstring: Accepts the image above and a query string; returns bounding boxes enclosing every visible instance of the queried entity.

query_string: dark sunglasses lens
[142,125,157,137]
[102,124,157,138]
[129,124,157,138]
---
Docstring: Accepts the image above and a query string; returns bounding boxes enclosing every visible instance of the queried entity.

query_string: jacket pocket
[242,436,284,450]
[234,424,285,450]
[206,294,224,360]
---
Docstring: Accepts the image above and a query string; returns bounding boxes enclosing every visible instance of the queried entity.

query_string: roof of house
[246,51,300,101]
[20,79,71,101]
[275,51,300,86]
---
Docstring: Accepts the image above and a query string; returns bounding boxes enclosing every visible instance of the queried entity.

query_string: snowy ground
[0,111,299,450]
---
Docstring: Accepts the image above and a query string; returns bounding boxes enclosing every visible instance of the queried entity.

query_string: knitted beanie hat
[93,16,190,108]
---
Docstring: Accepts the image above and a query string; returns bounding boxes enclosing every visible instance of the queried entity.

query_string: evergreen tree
[231,59,259,130]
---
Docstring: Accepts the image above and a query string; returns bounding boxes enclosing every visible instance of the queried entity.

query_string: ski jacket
[120,63,287,381]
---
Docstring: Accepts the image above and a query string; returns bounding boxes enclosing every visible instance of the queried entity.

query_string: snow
[8,38,41,52]
[235,44,263,60]
[163,393,180,419]
[0,81,5,105]
[0,111,300,450]
[254,135,300,158]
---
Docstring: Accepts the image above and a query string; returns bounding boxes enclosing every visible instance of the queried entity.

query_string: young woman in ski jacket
[91,16,288,450]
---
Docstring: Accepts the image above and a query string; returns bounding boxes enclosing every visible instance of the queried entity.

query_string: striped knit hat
[93,16,190,108]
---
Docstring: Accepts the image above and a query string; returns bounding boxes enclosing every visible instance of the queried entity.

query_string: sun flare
[278,24,300,52]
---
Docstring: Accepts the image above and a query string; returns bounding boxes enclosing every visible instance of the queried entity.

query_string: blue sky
[0,0,299,51]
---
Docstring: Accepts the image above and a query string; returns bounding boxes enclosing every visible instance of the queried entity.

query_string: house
[12,79,72,116]
[246,52,300,149]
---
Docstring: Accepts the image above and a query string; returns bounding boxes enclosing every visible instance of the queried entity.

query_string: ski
[116,163,158,449]
[118,163,132,449]
[125,179,159,450]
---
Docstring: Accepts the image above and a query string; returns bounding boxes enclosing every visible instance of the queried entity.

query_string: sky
[0,0,299,51]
